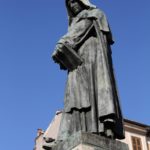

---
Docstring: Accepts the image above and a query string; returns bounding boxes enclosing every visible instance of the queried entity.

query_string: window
[131,136,143,150]
[148,144,150,150]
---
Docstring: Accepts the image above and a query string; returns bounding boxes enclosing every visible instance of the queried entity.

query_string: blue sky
[0,0,150,149]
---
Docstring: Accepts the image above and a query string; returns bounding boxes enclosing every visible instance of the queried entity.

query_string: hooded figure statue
[52,0,125,143]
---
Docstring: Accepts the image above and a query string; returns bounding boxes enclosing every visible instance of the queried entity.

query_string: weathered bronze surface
[52,0,125,142]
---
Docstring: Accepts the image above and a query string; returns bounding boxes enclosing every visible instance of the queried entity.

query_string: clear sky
[0,0,150,149]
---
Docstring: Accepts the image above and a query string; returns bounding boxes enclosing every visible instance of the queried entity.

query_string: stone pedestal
[52,132,129,150]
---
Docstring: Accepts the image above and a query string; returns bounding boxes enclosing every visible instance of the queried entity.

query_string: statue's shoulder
[76,8,107,22]
[89,8,106,19]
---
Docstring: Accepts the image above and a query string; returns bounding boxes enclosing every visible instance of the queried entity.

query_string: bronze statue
[52,0,125,142]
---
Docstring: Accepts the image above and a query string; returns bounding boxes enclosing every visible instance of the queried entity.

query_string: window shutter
[131,136,142,150]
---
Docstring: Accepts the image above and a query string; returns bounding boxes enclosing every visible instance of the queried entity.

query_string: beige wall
[120,121,150,150]
[147,142,150,150]
[123,131,148,150]
[35,134,44,150]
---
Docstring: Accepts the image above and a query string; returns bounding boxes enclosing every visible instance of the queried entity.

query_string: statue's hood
[77,0,96,8]
[65,0,96,24]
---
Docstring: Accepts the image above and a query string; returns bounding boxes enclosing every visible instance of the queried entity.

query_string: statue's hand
[52,43,63,58]
[51,43,67,70]
[55,43,64,52]
[65,41,75,49]
[52,43,63,59]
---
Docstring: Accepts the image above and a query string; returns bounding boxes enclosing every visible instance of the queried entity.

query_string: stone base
[51,132,129,150]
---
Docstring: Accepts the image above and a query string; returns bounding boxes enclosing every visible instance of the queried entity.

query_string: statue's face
[68,0,83,15]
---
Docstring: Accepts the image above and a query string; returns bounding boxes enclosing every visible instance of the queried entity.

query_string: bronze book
[52,43,83,71]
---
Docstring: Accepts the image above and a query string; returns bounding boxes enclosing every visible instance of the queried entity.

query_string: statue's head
[66,0,96,24]
[67,0,89,16]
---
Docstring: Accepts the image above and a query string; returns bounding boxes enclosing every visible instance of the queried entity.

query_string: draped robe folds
[52,8,125,140]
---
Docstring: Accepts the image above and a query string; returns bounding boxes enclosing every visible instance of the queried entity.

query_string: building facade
[122,119,150,150]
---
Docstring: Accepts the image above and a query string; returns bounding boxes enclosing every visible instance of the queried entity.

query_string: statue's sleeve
[52,19,93,71]
[58,19,93,49]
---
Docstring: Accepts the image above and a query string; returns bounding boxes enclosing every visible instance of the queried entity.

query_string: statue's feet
[43,141,57,150]
[43,137,56,150]
[44,137,55,143]
[43,138,63,150]
[105,129,115,139]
